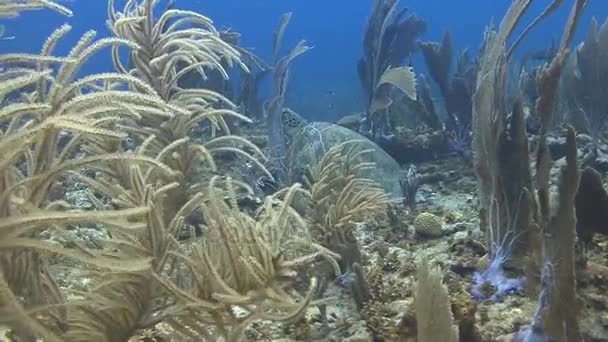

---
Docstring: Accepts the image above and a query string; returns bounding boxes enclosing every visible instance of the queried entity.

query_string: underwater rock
[287,121,403,198]
[379,128,450,164]
[336,113,364,131]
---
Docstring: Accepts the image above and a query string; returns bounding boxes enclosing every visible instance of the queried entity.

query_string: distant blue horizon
[3,0,607,121]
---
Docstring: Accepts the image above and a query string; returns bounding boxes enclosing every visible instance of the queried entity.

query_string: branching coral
[61,146,187,342]
[54,1,276,340]
[419,31,478,150]
[150,179,339,341]
[358,0,422,140]
[473,0,585,263]
[51,2,334,341]
[472,1,587,339]
[0,21,184,342]
[107,0,269,218]
[0,0,71,17]
[512,262,554,342]
[543,126,581,341]
[0,1,266,340]
[2,0,591,340]
[304,140,389,272]
[574,166,608,253]
[561,16,608,161]
[264,12,311,185]
[399,164,419,212]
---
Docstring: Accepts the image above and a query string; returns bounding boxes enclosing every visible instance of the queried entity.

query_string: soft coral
[470,242,525,302]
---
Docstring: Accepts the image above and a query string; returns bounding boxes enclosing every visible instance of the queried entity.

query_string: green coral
[414,212,443,238]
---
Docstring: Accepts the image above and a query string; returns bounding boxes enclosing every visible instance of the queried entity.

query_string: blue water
[3,0,607,121]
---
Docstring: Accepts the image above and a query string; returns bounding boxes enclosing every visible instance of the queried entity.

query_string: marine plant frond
[304,140,389,267]
[152,179,338,340]
[0,0,72,18]
[0,27,145,111]
[64,72,159,96]
[0,206,148,237]
[0,70,50,102]
[56,90,185,117]
[105,0,264,214]
[0,2,242,341]
[201,135,271,179]
[414,258,459,342]
[1,151,178,212]
[0,25,181,185]
[108,0,245,100]
[0,270,63,342]
[62,161,206,342]
[0,53,73,65]
[48,37,140,103]
[40,24,71,58]
[0,196,152,339]
[63,270,157,342]
[0,103,50,122]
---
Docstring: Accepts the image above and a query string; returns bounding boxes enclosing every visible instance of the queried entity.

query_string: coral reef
[3,0,608,341]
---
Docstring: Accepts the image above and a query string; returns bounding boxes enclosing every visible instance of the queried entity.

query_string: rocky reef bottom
[33,151,606,342]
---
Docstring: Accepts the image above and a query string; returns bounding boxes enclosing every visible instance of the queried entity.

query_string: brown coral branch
[535,0,588,131]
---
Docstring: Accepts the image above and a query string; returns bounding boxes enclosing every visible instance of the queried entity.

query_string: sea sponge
[414,212,443,238]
